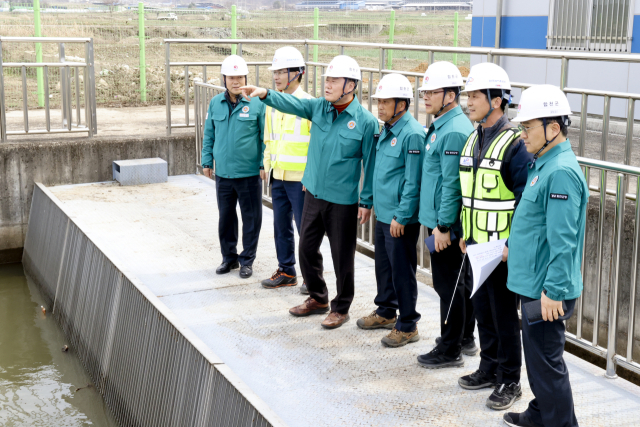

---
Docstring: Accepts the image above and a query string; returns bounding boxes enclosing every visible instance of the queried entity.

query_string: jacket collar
[386,111,411,136]
[326,95,361,117]
[532,139,572,170]
[432,105,463,130]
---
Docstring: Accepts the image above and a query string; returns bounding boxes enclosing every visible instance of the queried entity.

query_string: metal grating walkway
[46,175,640,427]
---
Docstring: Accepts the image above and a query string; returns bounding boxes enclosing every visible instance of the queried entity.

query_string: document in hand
[467,239,507,298]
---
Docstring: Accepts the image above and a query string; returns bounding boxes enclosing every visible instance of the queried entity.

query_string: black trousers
[215,175,263,266]
[464,258,522,384]
[299,191,358,314]
[428,229,473,357]
[374,221,421,333]
[522,296,579,427]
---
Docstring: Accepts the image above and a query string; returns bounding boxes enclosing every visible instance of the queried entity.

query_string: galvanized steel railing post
[625,98,635,166]
[560,56,569,90]
[22,66,29,133]
[368,71,373,112]
[87,38,97,135]
[628,177,640,363]
[165,42,171,136]
[59,43,68,129]
[304,43,309,93]
[606,173,626,379]
[593,169,607,347]
[184,65,189,126]
[495,0,503,49]
[45,65,51,132]
[601,95,611,161]
[576,165,590,340]
[579,93,588,157]
[0,39,6,142]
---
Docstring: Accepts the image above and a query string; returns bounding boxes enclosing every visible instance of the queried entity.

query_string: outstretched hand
[239,85,267,101]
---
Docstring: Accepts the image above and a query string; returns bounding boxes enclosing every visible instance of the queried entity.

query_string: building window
[548,0,634,52]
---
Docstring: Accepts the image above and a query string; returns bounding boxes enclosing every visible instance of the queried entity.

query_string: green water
[0,263,118,427]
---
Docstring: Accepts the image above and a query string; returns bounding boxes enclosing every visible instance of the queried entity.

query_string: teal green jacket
[261,90,378,206]
[202,92,266,178]
[419,106,474,233]
[373,112,426,225]
[507,140,589,301]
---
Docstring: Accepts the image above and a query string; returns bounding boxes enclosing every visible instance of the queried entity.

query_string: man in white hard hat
[414,61,476,369]
[240,55,378,329]
[260,47,314,292]
[503,84,587,427]
[356,73,425,348]
[201,55,266,279]
[456,62,532,411]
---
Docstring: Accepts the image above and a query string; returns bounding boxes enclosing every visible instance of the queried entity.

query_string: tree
[103,0,119,13]
[272,1,281,9]
[188,2,196,8]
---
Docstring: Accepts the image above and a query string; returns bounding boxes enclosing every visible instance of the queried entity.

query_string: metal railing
[167,38,640,168]
[567,157,640,378]
[0,36,97,142]
[190,38,640,379]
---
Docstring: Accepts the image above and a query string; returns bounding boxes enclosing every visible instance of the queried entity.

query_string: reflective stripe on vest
[267,93,312,172]
[459,128,521,244]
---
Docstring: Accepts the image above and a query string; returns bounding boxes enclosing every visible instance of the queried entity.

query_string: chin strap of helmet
[529,116,570,169]
[391,98,411,119]
[435,88,461,118]
[479,89,511,124]
[331,78,358,105]
[285,67,305,90]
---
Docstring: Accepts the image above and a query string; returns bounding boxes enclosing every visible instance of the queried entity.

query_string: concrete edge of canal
[22,183,288,427]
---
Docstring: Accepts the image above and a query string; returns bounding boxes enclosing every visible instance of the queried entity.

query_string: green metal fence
[0,3,470,109]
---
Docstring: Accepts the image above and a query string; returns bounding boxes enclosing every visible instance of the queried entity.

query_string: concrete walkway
[46,175,640,427]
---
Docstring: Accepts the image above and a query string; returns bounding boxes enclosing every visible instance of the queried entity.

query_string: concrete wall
[0,135,196,264]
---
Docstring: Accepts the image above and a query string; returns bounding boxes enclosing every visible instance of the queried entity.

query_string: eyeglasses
[517,123,545,135]
[272,70,290,77]
[419,90,444,98]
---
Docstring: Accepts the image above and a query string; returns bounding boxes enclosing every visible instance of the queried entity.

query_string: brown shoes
[381,327,420,348]
[289,298,349,330]
[321,312,350,329]
[289,297,330,317]
[356,310,396,330]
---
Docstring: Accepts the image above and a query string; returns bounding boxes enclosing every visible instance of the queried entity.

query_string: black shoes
[435,336,479,356]
[503,412,542,427]
[488,383,522,411]
[261,269,298,289]
[240,265,253,279]
[417,348,464,369]
[300,282,309,294]
[458,369,497,390]
[216,261,240,274]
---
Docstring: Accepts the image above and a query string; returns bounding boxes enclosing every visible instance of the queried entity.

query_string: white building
[471,0,640,118]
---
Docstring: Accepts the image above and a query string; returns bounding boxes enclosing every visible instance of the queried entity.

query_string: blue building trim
[632,15,640,53]
[472,16,547,49]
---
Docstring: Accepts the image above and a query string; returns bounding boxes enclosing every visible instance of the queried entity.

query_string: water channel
[0,263,118,426]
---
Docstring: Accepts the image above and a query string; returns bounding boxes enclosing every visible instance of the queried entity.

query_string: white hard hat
[372,73,414,100]
[512,84,572,123]
[221,55,249,76]
[419,61,463,91]
[268,46,305,71]
[462,62,511,92]
[322,55,361,81]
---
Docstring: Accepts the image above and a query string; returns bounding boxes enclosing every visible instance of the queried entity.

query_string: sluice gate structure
[22,182,285,427]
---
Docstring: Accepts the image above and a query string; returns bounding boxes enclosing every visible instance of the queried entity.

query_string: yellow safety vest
[459,128,521,243]
[264,87,312,177]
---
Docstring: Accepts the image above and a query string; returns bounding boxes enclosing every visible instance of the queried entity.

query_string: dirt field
[1,8,471,110]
